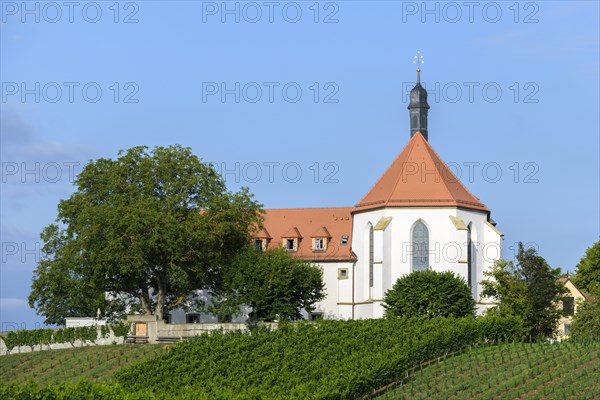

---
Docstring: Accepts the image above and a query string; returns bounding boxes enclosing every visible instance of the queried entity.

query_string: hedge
[0,323,131,353]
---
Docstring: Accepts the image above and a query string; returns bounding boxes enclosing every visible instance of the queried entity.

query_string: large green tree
[28,225,113,325]
[29,145,262,323]
[383,270,475,319]
[570,291,600,339]
[213,247,325,322]
[481,243,567,340]
[573,241,600,294]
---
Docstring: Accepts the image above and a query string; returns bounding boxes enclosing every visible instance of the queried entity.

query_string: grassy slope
[374,341,600,400]
[0,344,168,385]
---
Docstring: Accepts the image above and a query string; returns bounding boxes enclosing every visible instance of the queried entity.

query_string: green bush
[383,270,476,318]
[476,314,526,342]
[1,329,56,351]
[110,322,131,343]
[100,325,110,339]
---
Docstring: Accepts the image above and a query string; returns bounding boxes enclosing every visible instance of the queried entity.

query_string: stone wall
[126,315,277,343]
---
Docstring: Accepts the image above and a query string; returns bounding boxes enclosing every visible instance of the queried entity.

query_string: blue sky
[1,1,599,329]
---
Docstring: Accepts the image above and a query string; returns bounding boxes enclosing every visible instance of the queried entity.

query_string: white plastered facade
[313,207,502,319]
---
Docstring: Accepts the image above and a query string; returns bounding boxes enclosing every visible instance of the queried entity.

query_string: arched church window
[412,221,429,272]
[369,226,374,288]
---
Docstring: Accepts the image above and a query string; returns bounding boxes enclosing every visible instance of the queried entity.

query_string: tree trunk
[139,292,153,315]
[155,280,166,321]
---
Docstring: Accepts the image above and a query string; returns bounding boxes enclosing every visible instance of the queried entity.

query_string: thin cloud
[1,111,94,163]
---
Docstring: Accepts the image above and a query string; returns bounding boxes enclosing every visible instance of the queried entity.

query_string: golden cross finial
[413,51,424,72]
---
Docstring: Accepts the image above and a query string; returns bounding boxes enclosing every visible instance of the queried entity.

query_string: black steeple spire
[408,51,430,140]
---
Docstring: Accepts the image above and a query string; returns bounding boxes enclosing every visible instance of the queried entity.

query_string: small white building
[255,68,503,319]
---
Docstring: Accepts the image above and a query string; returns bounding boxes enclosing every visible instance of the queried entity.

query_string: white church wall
[388,208,457,279]
[481,220,503,307]
[372,229,384,301]
[352,207,502,318]
[381,220,394,299]
[352,210,387,303]
[457,208,503,305]
[315,261,354,319]
[354,303,374,320]
[445,221,468,283]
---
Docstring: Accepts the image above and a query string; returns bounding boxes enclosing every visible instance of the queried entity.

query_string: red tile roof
[311,226,332,238]
[256,207,355,262]
[255,227,271,239]
[282,227,303,238]
[354,132,489,213]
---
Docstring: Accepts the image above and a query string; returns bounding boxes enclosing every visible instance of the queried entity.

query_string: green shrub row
[0,322,131,352]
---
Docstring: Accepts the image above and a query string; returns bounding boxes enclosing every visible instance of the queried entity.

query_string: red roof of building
[255,227,271,239]
[311,226,332,238]
[256,207,355,262]
[354,132,489,213]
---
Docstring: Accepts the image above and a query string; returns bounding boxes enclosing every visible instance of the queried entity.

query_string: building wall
[166,262,356,323]
[557,279,587,340]
[166,207,503,322]
[350,207,502,318]
[315,261,355,319]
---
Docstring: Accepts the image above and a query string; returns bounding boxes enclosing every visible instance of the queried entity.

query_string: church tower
[408,51,430,140]
[348,52,502,319]
[254,53,503,322]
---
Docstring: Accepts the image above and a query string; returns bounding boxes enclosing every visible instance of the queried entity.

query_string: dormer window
[281,227,302,252]
[253,228,271,252]
[285,238,297,251]
[313,238,326,251]
[310,226,331,253]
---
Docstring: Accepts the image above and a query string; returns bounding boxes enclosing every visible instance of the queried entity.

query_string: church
[254,66,503,319]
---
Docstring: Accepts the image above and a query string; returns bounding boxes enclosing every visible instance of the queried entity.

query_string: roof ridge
[385,132,421,205]
[419,135,456,201]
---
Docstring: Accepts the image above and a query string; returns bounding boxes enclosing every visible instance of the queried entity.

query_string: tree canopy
[29,145,263,324]
[28,225,115,325]
[212,247,326,322]
[570,291,600,339]
[573,241,600,294]
[481,243,567,340]
[383,270,475,319]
